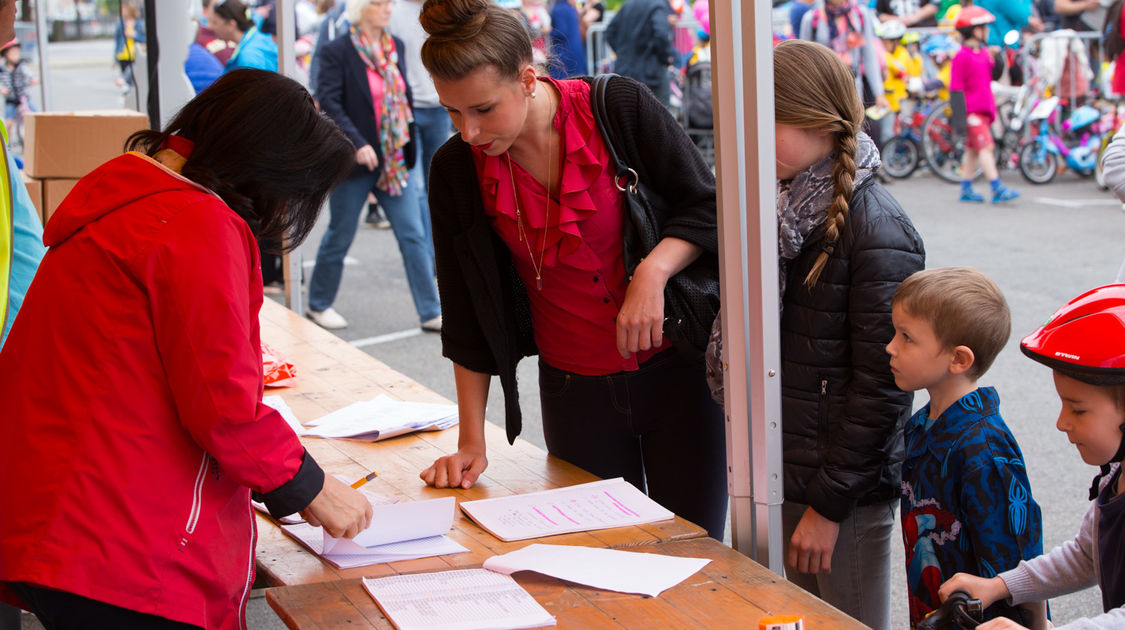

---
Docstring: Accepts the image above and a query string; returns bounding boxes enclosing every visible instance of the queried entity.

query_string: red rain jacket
[0,151,323,629]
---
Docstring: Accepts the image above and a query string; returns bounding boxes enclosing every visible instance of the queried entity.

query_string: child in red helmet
[951,6,1021,204]
[939,284,1125,629]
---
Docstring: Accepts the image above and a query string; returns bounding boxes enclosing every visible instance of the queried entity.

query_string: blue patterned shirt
[901,387,1044,627]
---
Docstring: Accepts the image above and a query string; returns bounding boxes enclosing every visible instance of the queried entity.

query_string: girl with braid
[773,39,924,630]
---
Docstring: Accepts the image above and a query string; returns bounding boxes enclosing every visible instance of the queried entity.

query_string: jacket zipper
[238,494,255,630]
[817,377,829,452]
[179,452,209,550]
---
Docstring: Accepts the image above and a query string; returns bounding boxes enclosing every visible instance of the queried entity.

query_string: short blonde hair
[347,0,385,25]
[892,267,1010,379]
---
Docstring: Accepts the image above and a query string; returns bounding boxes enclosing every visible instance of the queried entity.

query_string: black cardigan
[427,75,717,443]
[780,177,925,522]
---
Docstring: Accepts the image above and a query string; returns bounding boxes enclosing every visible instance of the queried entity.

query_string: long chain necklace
[505,86,554,291]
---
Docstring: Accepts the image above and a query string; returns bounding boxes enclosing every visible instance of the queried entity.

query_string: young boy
[0,38,35,142]
[877,20,909,143]
[950,7,1020,204]
[941,284,1125,629]
[886,267,1047,627]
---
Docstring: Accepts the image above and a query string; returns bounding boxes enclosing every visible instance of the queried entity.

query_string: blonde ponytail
[804,128,856,287]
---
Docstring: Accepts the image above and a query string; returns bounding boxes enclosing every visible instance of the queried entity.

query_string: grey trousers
[781,499,896,630]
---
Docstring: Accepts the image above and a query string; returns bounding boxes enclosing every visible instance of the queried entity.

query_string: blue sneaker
[992,186,1021,203]
[959,189,984,203]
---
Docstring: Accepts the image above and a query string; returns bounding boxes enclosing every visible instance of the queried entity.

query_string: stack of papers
[458,478,674,541]
[304,394,458,441]
[279,496,469,569]
[363,569,555,630]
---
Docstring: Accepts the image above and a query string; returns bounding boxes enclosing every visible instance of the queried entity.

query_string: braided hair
[773,40,865,287]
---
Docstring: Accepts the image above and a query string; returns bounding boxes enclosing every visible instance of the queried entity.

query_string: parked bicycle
[920,80,1040,183]
[1018,98,1109,184]
[881,98,939,179]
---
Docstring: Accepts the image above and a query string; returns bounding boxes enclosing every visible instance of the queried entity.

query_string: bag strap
[590,74,640,192]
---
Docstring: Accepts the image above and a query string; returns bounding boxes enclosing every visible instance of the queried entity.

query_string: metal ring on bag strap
[614,167,639,194]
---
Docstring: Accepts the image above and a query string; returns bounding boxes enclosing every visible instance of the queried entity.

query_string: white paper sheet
[262,394,306,436]
[362,569,555,630]
[304,394,458,441]
[324,496,457,553]
[282,524,468,569]
[457,478,674,541]
[483,544,710,597]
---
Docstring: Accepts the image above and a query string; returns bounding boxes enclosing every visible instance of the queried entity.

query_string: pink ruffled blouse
[472,77,666,375]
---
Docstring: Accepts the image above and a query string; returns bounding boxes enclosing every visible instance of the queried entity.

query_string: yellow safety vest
[0,125,15,336]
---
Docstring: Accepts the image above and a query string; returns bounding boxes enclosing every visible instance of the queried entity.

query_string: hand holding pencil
[301,475,373,539]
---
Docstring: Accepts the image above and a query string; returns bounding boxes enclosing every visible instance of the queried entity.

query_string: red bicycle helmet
[954,6,996,29]
[1021,284,1125,385]
[1021,284,1125,498]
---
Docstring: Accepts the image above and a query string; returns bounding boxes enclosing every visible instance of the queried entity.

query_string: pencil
[350,471,379,489]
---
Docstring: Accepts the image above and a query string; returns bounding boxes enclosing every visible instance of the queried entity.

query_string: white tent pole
[714,0,784,571]
[275,0,305,316]
[34,0,51,111]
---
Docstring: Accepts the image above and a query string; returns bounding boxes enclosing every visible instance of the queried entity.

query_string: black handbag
[589,74,720,358]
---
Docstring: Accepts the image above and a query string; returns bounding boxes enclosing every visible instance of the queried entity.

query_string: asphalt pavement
[26,37,1124,629]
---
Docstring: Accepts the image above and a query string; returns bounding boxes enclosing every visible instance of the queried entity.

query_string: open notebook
[273,495,468,569]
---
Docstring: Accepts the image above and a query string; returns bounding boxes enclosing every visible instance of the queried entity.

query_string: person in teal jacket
[978,0,1032,48]
[211,0,278,72]
[1,129,45,349]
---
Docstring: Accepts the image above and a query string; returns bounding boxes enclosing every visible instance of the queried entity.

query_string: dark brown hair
[419,0,533,81]
[213,0,254,33]
[126,69,354,251]
[773,40,865,287]
[892,266,1011,379]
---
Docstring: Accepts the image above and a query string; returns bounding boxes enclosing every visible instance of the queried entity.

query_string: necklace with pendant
[506,86,555,291]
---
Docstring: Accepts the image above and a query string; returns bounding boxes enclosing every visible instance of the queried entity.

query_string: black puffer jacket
[781,178,924,522]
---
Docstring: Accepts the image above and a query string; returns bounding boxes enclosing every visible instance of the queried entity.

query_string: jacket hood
[43,152,212,247]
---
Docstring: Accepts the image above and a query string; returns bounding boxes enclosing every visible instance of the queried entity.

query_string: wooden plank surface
[256,300,708,586]
[264,537,868,629]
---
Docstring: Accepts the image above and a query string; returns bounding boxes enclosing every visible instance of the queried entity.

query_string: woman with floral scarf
[310,0,442,332]
[799,0,892,144]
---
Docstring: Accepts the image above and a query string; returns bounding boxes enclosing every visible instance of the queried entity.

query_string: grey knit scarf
[775,131,880,300]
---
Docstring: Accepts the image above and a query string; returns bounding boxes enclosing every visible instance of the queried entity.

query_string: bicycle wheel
[880,134,920,179]
[920,101,980,183]
[1018,140,1058,184]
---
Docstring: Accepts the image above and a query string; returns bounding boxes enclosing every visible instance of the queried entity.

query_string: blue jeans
[309,169,440,322]
[411,105,452,233]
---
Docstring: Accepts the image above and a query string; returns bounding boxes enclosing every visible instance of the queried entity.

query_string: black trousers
[6,583,201,630]
[539,348,729,539]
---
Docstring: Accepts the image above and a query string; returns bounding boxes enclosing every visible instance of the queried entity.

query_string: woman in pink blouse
[415,0,727,539]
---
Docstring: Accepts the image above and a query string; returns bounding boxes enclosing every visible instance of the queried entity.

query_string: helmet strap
[1088,423,1125,500]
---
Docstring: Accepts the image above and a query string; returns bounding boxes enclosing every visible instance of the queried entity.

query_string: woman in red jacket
[0,69,372,630]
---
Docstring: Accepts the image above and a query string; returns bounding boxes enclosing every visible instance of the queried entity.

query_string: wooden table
[256,300,708,586]
[265,537,868,629]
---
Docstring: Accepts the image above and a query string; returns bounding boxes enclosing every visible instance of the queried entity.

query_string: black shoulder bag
[589,74,720,358]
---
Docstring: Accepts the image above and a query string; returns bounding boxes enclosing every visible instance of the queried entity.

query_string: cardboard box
[42,178,79,224]
[24,110,149,179]
[22,173,42,224]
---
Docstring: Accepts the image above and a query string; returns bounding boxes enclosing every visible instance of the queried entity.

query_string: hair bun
[420,0,490,40]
